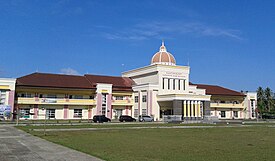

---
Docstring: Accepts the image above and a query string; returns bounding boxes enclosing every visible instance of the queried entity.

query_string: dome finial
[159,40,167,52]
[152,41,176,66]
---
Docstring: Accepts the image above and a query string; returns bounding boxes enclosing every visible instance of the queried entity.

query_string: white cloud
[60,68,80,75]
[101,21,243,41]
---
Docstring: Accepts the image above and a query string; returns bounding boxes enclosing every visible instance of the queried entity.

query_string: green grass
[16,122,217,131]
[17,125,275,161]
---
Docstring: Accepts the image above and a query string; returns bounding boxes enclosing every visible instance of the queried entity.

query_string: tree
[264,87,274,112]
[257,87,266,113]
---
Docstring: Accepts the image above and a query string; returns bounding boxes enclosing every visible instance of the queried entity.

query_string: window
[173,79,175,90]
[142,95,147,102]
[178,79,181,90]
[39,94,43,98]
[20,109,30,118]
[20,93,31,98]
[74,95,83,99]
[233,111,238,118]
[69,95,73,99]
[134,109,139,117]
[162,78,165,89]
[102,94,107,104]
[183,79,186,90]
[135,96,138,103]
[115,96,123,100]
[221,111,226,118]
[142,109,147,115]
[251,100,254,107]
[102,94,107,115]
[74,109,82,118]
[168,79,170,89]
[46,109,55,119]
[47,94,57,99]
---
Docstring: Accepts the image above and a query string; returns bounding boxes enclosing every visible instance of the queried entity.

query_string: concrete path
[0,125,103,161]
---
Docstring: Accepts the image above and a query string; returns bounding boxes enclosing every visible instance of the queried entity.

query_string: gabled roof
[194,84,245,96]
[17,73,93,89]
[16,72,134,91]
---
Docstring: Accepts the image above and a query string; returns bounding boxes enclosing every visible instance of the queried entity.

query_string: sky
[0,0,275,92]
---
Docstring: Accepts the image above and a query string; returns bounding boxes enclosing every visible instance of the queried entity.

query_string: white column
[191,101,194,117]
[187,101,190,117]
[195,101,197,117]
[183,100,186,117]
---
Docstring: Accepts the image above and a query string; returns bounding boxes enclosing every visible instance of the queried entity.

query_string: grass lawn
[18,125,275,161]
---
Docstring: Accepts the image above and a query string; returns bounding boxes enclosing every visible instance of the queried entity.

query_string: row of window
[134,95,147,103]
[20,109,83,118]
[162,78,186,90]
[220,111,238,118]
[18,93,94,99]
[134,109,147,117]
[211,100,241,104]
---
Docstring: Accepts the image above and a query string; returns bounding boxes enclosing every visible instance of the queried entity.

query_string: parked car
[93,115,111,123]
[119,115,136,122]
[138,115,154,122]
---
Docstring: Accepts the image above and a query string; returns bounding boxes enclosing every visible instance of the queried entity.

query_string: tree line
[257,87,275,114]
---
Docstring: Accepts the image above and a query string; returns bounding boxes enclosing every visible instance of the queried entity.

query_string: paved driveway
[0,125,103,161]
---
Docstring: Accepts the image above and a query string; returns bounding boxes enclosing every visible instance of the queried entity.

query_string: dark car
[93,115,111,123]
[119,115,136,122]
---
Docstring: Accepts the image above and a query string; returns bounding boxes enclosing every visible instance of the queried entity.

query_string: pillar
[126,106,129,115]
[88,105,92,119]
[107,94,112,118]
[194,101,198,117]
[191,101,194,117]
[173,100,182,115]
[63,105,68,119]
[96,93,102,115]
[187,101,190,117]
[34,104,38,119]
[183,100,187,117]
[198,101,201,117]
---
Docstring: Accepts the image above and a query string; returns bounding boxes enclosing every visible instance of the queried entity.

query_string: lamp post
[42,107,46,136]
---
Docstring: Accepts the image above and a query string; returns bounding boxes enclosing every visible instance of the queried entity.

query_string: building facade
[11,42,256,120]
[0,78,16,120]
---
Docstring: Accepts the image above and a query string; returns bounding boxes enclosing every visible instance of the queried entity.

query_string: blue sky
[0,0,275,91]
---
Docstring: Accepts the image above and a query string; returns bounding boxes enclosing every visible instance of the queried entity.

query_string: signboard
[101,90,108,93]
[163,71,186,78]
[0,105,11,118]
[41,98,57,103]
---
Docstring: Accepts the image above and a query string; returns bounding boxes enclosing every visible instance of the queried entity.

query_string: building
[13,42,256,120]
[15,73,133,120]
[0,78,16,120]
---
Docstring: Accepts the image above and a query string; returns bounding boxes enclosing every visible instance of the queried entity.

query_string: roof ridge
[84,74,130,79]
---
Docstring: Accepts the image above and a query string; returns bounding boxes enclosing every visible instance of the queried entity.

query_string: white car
[138,115,154,122]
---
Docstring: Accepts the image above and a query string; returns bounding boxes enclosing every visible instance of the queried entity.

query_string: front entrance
[160,109,173,119]
[113,109,122,119]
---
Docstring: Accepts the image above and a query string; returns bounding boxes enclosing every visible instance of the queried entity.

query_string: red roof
[16,72,134,91]
[194,84,245,96]
[17,73,93,89]
[84,74,134,91]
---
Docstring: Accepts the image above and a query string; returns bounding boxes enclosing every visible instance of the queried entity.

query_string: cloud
[100,21,243,41]
[60,68,80,75]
